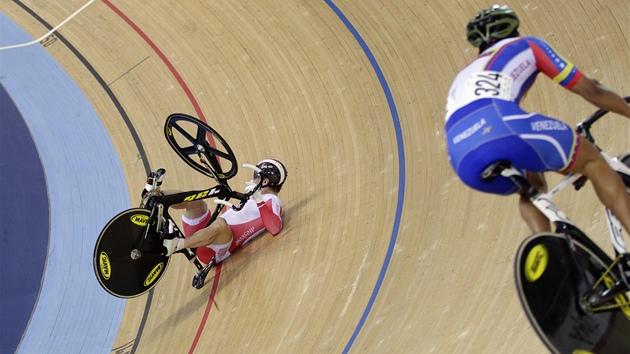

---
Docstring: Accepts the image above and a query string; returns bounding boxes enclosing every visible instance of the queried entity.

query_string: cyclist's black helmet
[254,159,287,190]
[466,5,519,49]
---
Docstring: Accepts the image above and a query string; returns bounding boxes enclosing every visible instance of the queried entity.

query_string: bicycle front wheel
[515,232,630,353]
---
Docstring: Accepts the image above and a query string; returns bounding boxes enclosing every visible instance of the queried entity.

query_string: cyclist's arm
[258,200,282,236]
[570,75,630,119]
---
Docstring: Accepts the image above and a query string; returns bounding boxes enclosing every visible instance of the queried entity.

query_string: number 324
[474,72,503,96]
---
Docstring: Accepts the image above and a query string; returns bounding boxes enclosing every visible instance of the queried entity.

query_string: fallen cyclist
[143,159,287,265]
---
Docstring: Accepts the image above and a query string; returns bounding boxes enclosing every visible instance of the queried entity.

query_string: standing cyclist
[445,5,630,234]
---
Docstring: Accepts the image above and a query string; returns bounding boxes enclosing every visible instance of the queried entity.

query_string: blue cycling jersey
[445,36,583,195]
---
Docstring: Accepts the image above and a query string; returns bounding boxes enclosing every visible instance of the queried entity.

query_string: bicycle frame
[135,183,251,270]
[495,108,630,310]
[502,99,630,351]
[94,114,273,295]
[499,154,630,256]
[499,159,630,310]
[496,94,630,257]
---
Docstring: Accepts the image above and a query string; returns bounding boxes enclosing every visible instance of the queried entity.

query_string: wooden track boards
[4,0,629,352]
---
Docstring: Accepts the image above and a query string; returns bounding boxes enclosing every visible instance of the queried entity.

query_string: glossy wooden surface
[4,0,629,352]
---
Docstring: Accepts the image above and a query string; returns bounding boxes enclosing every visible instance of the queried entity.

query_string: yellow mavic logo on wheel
[525,244,548,282]
[144,262,164,287]
[130,214,149,226]
[99,252,111,280]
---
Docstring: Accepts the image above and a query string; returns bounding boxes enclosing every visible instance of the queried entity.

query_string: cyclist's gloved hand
[245,181,264,204]
[162,220,184,256]
[163,237,184,257]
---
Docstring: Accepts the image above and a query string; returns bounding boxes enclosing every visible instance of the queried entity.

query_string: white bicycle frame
[500,150,630,255]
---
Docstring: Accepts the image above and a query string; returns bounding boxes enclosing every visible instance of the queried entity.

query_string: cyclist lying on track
[144,159,287,264]
[445,5,630,235]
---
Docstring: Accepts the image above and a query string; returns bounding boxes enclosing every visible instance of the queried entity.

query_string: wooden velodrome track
[4,0,629,352]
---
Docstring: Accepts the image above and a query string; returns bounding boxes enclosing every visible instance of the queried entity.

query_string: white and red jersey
[183,193,283,264]
[220,194,283,249]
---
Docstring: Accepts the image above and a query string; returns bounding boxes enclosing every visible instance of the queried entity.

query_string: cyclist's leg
[180,212,230,250]
[447,100,555,231]
[179,201,211,235]
[165,189,208,218]
[567,136,630,235]
[499,108,576,232]
[180,205,233,263]
[166,191,233,262]
[181,200,208,220]
[519,171,551,232]
[447,103,522,195]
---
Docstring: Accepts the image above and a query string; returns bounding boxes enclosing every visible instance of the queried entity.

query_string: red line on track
[102,1,218,352]
[189,263,222,354]
[102,0,206,123]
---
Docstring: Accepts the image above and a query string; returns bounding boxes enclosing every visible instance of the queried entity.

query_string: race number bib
[463,71,513,101]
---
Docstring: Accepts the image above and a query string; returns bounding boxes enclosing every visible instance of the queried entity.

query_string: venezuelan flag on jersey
[477,36,582,105]
[524,37,582,88]
[446,35,584,121]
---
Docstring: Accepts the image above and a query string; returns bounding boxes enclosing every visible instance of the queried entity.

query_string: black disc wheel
[164,113,238,181]
[515,232,630,353]
[93,208,170,298]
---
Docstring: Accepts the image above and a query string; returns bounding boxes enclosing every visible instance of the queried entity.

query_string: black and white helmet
[254,159,287,190]
[466,5,519,49]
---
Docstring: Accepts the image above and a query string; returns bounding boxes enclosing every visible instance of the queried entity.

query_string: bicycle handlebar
[572,96,630,189]
[576,96,630,143]
[145,163,267,213]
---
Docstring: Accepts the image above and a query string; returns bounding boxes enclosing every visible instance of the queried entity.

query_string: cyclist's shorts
[182,208,232,264]
[446,99,579,195]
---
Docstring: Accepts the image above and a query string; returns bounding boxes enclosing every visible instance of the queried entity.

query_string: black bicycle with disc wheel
[482,97,630,353]
[514,232,630,353]
[94,113,264,298]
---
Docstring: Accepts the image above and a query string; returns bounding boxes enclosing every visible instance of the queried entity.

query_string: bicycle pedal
[192,260,214,289]
[192,276,205,289]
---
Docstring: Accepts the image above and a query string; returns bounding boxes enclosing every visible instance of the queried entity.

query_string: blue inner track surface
[0,13,130,354]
